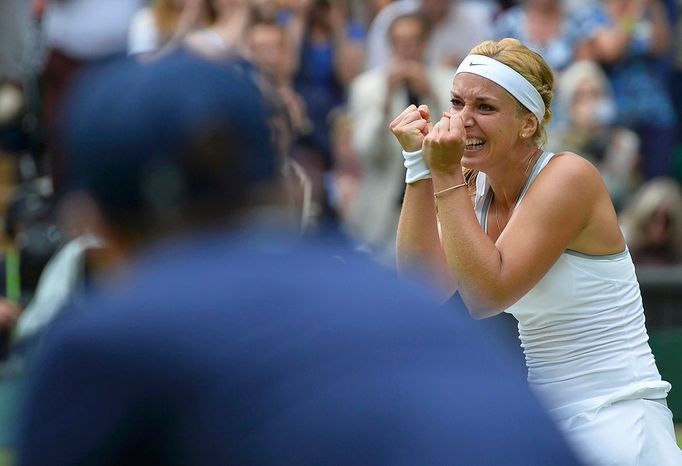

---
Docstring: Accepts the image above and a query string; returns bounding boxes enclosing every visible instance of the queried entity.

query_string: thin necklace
[493,150,538,234]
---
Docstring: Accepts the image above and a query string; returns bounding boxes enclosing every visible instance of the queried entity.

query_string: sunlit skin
[442,73,537,188]
[390,72,625,316]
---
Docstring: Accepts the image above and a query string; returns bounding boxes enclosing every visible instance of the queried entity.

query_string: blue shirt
[493,5,603,72]
[18,228,582,465]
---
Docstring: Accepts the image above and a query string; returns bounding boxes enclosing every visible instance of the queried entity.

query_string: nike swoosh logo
[469,62,485,66]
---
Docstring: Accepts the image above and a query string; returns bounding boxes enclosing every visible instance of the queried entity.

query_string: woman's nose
[459,106,474,127]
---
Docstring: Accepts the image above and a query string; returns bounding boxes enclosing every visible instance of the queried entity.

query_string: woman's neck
[487,147,541,210]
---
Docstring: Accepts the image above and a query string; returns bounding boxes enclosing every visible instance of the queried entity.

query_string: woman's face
[449,73,529,170]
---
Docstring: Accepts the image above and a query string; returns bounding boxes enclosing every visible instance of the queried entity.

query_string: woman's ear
[520,114,539,139]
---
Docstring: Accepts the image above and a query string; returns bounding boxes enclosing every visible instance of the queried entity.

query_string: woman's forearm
[396,180,457,299]
[430,171,505,317]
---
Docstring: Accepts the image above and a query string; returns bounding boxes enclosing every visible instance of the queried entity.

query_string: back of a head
[60,53,279,240]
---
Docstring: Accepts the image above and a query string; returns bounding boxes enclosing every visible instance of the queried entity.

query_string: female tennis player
[389,38,682,465]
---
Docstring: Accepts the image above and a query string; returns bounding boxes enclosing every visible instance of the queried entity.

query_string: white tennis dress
[475,151,682,465]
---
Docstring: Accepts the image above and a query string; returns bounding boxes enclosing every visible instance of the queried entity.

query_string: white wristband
[402,149,431,184]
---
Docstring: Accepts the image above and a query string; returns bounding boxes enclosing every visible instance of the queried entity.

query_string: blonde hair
[469,38,554,147]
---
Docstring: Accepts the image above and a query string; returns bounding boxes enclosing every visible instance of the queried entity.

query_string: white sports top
[474,151,670,421]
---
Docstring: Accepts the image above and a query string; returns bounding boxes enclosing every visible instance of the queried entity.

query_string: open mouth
[465,138,486,151]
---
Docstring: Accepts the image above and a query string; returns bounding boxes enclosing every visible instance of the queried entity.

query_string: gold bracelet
[433,182,467,199]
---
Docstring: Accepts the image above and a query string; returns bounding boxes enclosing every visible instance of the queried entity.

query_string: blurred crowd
[1,0,682,345]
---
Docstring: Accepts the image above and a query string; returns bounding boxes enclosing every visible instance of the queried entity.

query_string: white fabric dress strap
[515,151,555,208]
[474,151,555,232]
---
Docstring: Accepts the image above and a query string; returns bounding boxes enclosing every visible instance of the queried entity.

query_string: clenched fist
[423,112,466,174]
[389,104,432,152]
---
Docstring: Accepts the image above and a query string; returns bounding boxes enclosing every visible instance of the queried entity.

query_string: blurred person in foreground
[37,0,146,189]
[390,38,682,465]
[16,53,583,465]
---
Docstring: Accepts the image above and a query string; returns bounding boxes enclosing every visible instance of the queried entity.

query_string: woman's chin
[461,155,481,170]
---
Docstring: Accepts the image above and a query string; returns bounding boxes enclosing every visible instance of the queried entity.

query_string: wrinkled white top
[475,151,670,421]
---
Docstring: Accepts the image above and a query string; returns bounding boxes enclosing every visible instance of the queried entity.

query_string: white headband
[455,54,545,122]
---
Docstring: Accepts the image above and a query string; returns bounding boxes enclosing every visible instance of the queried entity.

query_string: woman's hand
[389,104,431,152]
[423,112,465,174]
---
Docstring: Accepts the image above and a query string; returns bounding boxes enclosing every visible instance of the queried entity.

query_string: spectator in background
[364,0,494,70]
[0,0,40,145]
[0,0,45,182]
[357,0,395,27]
[245,18,317,231]
[620,177,682,266]
[287,0,365,88]
[17,52,583,466]
[251,0,281,21]
[670,0,682,176]
[246,19,312,143]
[284,0,365,226]
[328,111,363,221]
[127,0,213,57]
[586,0,677,180]
[0,181,61,359]
[492,0,604,73]
[184,0,251,60]
[548,60,640,211]
[345,12,453,263]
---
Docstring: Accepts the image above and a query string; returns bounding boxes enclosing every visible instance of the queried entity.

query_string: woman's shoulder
[548,151,601,175]
[535,151,607,198]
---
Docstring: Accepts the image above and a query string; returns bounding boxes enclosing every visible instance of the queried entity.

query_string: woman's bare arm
[435,154,617,317]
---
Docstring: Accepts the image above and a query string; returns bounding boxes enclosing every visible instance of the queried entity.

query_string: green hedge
[649,329,682,423]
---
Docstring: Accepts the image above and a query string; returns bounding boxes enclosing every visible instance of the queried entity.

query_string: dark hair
[60,53,279,238]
